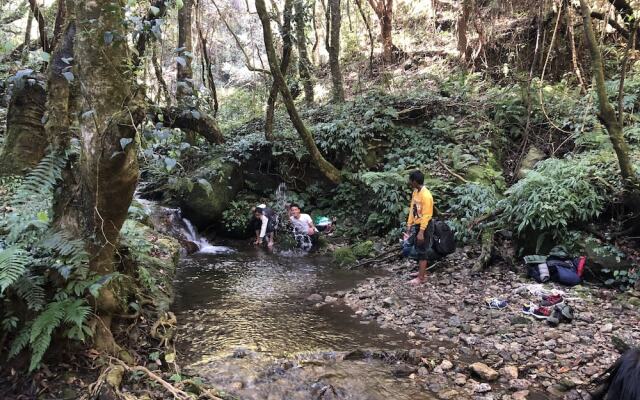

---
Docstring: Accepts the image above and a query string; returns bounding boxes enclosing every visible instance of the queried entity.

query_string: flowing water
[173,246,435,399]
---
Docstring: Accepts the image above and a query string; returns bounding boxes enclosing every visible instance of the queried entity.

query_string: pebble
[470,363,499,381]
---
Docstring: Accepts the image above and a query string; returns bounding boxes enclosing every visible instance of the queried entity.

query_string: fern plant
[0,150,97,372]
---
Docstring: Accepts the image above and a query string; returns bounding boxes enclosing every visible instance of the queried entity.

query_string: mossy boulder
[177,161,243,228]
[517,146,545,179]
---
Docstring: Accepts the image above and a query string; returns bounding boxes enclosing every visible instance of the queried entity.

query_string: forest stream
[170,223,433,399]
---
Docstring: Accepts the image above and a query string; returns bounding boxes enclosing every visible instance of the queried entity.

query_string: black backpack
[432,220,455,255]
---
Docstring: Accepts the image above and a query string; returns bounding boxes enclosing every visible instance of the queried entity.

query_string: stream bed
[173,245,435,399]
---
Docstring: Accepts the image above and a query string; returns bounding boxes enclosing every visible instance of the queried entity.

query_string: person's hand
[254,238,261,246]
[402,231,410,241]
[307,227,315,236]
[417,230,425,246]
[267,240,274,250]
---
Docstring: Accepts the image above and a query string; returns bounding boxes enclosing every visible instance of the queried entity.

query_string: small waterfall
[135,196,233,255]
[274,183,313,251]
[179,215,234,255]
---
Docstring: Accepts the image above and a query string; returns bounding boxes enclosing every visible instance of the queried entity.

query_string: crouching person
[253,204,276,250]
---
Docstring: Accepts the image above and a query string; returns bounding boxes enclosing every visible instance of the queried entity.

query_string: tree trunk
[457,0,470,61]
[328,0,345,102]
[195,0,219,117]
[152,45,171,106]
[255,0,342,184]
[265,0,295,140]
[177,0,194,100]
[28,0,50,53]
[22,9,33,63]
[52,0,67,51]
[295,0,315,105]
[72,0,146,353]
[0,74,47,176]
[354,0,374,71]
[152,107,224,144]
[380,0,393,63]
[579,0,640,209]
[367,0,394,63]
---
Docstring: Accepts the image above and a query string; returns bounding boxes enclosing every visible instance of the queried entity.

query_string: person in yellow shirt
[404,170,434,285]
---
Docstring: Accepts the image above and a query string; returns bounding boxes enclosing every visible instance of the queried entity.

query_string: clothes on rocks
[524,246,584,286]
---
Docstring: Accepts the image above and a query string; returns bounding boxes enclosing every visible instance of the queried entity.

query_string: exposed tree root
[473,228,495,271]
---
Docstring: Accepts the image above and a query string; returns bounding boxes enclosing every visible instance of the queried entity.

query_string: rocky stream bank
[311,247,640,400]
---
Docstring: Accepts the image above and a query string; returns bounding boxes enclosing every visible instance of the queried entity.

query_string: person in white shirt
[253,204,275,249]
[289,203,319,248]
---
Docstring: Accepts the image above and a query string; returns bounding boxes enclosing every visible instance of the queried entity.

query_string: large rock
[0,72,48,175]
[469,362,499,381]
[517,146,545,179]
[176,161,243,228]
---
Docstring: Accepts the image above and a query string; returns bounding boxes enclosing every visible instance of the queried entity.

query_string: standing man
[405,170,434,285]
[253,204,276,249]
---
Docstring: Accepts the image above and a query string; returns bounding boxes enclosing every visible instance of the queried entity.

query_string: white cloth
[259,215,269,238]
[290,213,315,234]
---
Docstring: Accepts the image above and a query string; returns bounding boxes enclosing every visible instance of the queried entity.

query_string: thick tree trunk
[52,0,67,51]
[328,0,345,102]
[367,0,394,63]
[295,0,315,105]
[177,0,194,100]
[265,0,295,140]
[153,107,224,144]
[457,0,470,61]
[72,0,146,353]
[255,0,342,184]
[380,0,393,63]
[0,75,47,175]
[579,0,640,209]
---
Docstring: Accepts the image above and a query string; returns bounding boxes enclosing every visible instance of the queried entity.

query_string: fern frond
[13,275,45,311]
[29,330,53,372]
[0,247,31,294]
[29,301,66,343]
[41,229,89,267]
[63,299,91,329]
[8,322,32,359]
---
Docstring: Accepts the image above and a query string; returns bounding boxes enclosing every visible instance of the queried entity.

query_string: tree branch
[211,0,271,74]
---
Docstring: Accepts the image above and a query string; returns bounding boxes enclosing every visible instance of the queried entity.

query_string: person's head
[290,203,301,218]
[409,170,424,190]
[254,207,264,219]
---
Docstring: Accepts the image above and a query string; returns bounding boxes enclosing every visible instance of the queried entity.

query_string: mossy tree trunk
[265,0,294,140]
[0,75,47,175]
[256,0,342,184]
[579,0,640,210]
[177,0,194,100]
[457,0,471,62]
[295,0,315,105]
[328,0,345,102]
[69,0,146,353]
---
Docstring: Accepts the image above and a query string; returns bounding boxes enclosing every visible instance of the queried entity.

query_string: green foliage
[333,247,357,266]
[221,199,254,237]
[447,183,500,243]
[499,153,618,239]
[351,241,374,259]
[0,152,94,372]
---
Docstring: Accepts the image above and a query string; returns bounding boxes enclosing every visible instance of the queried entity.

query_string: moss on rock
[334,247,357,266]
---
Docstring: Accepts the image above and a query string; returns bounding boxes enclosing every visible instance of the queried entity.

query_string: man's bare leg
[409,259,428,285]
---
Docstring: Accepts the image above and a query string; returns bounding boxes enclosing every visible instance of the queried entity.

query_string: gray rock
[474,383,492,393]
[470,362,499,381]
[306,294,323,302]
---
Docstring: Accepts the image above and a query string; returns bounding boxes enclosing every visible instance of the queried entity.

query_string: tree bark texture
[0,76,47,175]
[153,107,224,144]
[72,0,146,352]
[295,0,315,105]
[27,0,50,53]
[328,0,345,102]
[367,0,394,63]
[255,0,342,184]
[579,0,640,207]
[457,0,471,61]
[265,0,295,139]
[52,0,67,51]
[22,8,33,64]
[177,0,194,100]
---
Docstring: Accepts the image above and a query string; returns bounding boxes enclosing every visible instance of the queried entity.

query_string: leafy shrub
[447,183,500,243]
[498,153,618,239]
[333,247,357,266]
[351,241,374,259]
[221,198,256,237]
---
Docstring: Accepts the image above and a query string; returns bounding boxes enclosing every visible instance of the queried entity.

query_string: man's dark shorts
[408,223,435,261]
